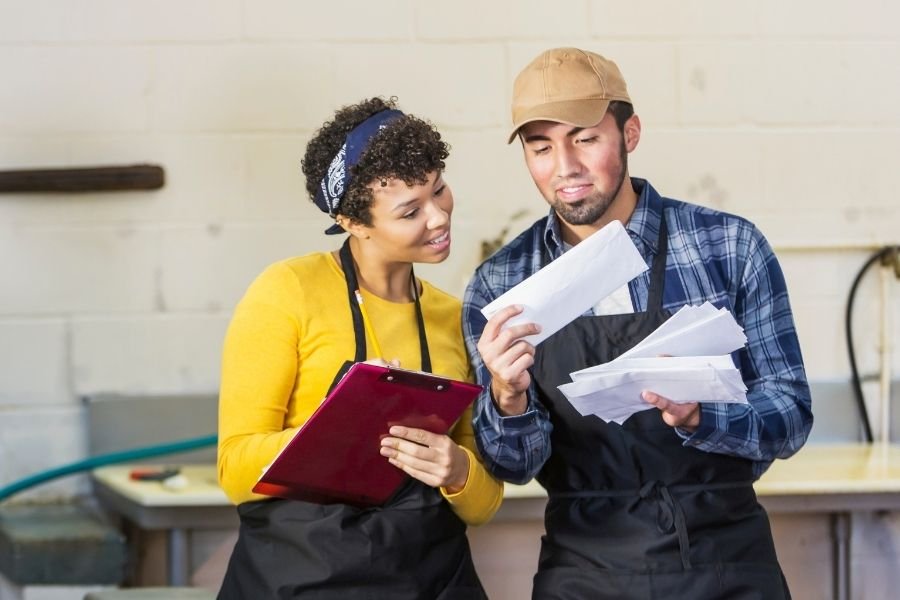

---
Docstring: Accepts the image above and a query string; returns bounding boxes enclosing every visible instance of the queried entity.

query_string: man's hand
[641,391,700,432]
[476,304,540,416]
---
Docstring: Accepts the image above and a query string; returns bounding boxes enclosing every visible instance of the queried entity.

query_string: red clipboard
[252,362,482,507]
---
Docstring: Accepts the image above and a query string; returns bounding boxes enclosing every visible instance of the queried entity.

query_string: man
[462,47,813,599]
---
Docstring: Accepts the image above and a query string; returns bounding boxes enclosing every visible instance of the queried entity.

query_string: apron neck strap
[645,213,668,312]
[539,213,669,313]
[338,239,431,372]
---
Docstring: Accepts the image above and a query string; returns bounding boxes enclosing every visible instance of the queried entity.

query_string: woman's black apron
[218,240,486,600]
[531,216,790,600]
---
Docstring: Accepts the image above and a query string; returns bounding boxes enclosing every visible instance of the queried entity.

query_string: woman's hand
[363,357,401,367]
[379,425,470,493]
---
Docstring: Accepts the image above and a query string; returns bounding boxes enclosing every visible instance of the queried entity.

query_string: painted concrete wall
[0,1,898,598]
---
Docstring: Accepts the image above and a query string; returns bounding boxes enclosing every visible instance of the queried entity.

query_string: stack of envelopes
[559,302,749,424]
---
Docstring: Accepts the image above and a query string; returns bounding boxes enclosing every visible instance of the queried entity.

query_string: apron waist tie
[641,481,691,570]
[551,480,754,571]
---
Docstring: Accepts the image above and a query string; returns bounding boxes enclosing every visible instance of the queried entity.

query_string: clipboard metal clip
[381,368,450,392]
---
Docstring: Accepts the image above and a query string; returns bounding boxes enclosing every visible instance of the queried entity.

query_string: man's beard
[550,139,628,226]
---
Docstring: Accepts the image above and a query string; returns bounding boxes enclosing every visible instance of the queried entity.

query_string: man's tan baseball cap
[508,47,632,144]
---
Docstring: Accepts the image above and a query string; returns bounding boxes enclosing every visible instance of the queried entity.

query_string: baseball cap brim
[324,222,346,235]
[507,98,611,144]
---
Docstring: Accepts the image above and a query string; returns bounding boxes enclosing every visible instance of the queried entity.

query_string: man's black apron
[218,240,486,600]
[531,217,790,600]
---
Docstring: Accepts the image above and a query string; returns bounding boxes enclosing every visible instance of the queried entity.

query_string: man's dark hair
[301,97,450,228]
[607,100,634,133]
[606,100,634,133]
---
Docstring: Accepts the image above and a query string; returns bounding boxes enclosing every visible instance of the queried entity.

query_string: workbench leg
[168,527,191,587]
[832,512,851,600]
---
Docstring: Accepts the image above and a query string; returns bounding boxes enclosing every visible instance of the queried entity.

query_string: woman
[217,97,502,599]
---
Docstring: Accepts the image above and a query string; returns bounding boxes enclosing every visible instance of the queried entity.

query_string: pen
[129,467,181,481]
[355,289,384,359]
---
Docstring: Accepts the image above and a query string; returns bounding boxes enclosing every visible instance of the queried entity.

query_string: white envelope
[625,302,719,349]
[570,355,738,380]
[559,365,747,425]
[480,220,648,346]
[617,304,747,360]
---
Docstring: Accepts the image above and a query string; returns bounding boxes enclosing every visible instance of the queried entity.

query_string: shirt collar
[542,212,564,258]
[541,177,664,257]
[626,178,663,255]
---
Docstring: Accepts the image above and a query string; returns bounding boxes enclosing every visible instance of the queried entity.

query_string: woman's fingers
[379,427,469,490]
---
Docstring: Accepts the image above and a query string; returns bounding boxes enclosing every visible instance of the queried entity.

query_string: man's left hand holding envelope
[641,390,702,430]
[477,220,649,417]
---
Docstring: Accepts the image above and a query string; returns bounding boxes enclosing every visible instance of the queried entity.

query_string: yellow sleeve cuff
[440,445,504,526]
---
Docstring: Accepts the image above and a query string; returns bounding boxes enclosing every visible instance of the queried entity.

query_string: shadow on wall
[84,393,218,464]
[806,379,900,444]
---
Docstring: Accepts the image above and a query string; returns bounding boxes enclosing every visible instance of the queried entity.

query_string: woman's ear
[337,215,370,240]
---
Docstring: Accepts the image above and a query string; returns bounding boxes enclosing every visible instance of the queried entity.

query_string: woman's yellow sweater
[217,251,502,525]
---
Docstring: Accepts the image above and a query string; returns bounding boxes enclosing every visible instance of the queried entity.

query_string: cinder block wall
[0,1,898,598]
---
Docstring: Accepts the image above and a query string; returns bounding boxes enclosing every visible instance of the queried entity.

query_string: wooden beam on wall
[0,164,164,193]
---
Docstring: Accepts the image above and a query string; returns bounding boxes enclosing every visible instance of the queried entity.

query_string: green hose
[0,434,217,503]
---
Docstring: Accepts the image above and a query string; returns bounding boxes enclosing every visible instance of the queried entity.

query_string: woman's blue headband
[313,109,405,235]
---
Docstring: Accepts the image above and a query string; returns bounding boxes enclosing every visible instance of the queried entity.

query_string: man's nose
[555,146,583,180]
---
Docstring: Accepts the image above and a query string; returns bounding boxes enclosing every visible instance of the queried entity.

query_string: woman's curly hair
[301,97,450,228]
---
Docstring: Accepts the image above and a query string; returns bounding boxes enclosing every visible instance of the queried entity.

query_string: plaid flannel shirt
[462,178,813,484]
